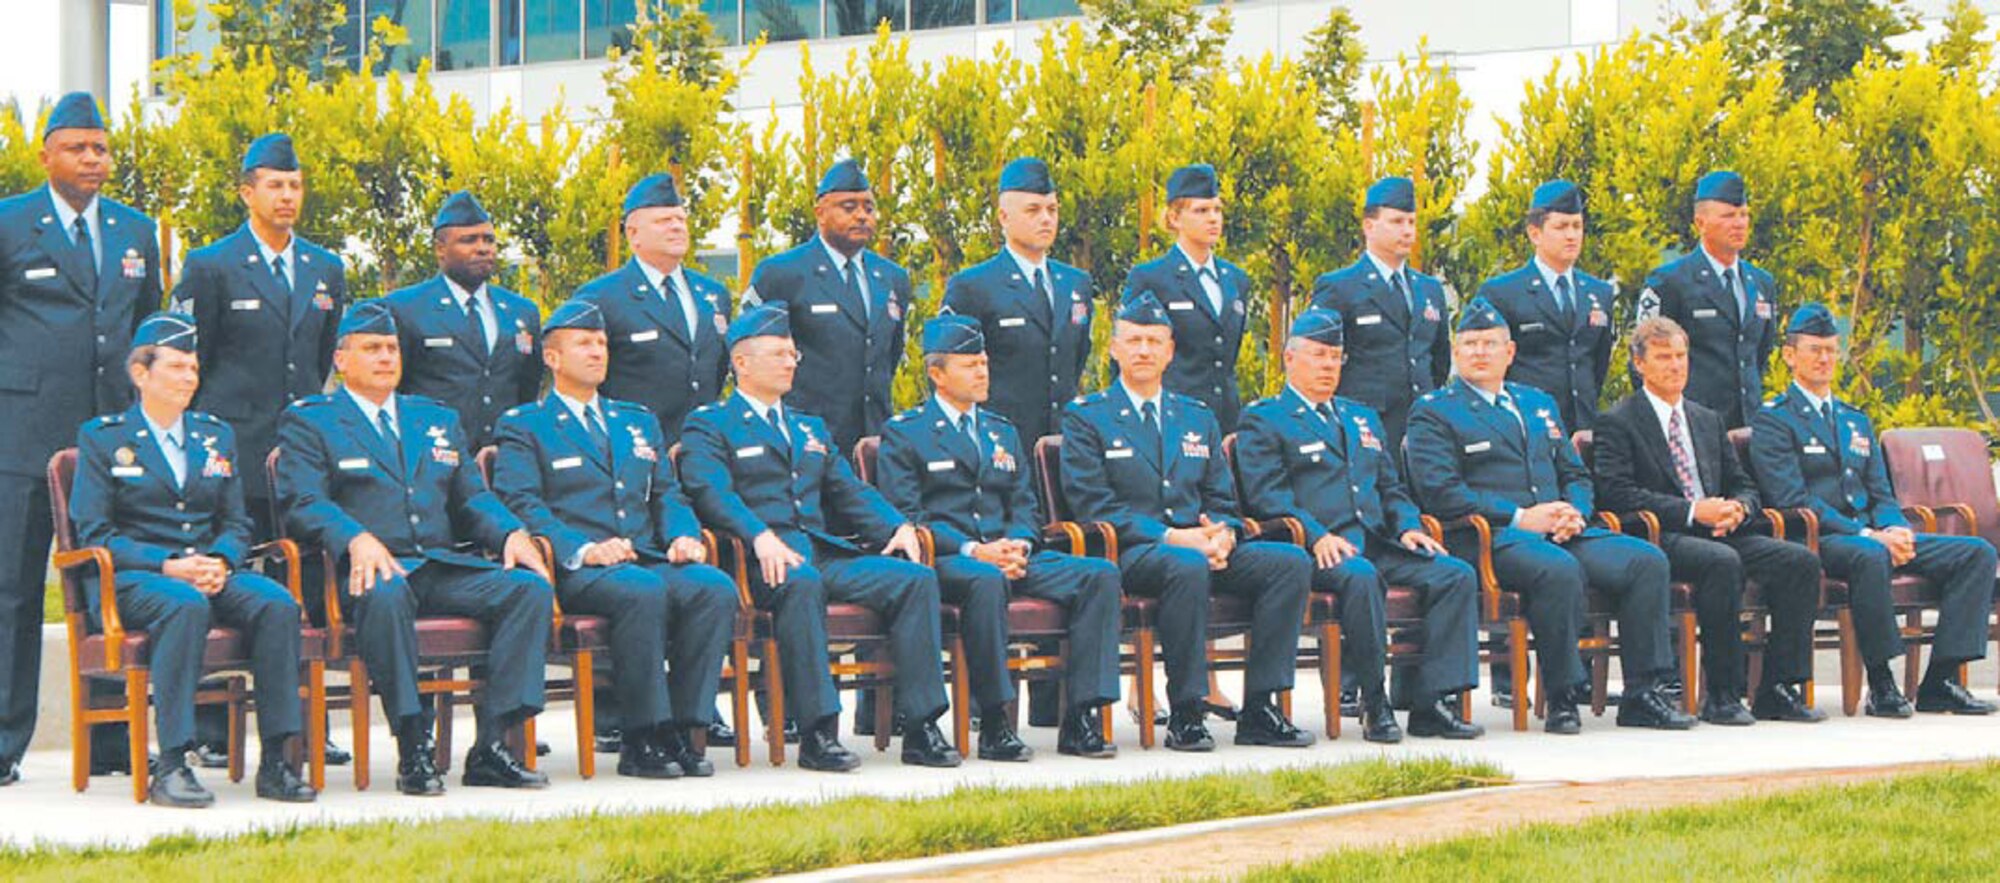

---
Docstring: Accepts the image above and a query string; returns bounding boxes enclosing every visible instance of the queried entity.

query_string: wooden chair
[265,446,538,789]
[47,448,327,802]
[1879,427,1994,692]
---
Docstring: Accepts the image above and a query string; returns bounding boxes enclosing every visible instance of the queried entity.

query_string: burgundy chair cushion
[412,616,490,658]
[562,614,611,651]
[78,627,250,674]
[1822,575,1937,608]
[825,603,887,641]
[1005,598,1069,637]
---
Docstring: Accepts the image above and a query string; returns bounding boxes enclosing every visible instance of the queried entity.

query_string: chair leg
[1590,648,1609,717]
[763,638,786,767]
[1837,610,1861,716]
[731,637,752,769]
[1136,628,1156,750]
[70,674,88,793]
[350,659,371,790]
[575,650,595,780]
[1322,623,1341,740]
[1509,619,1530,732]
[520,716,538,773]
[127,669,150,805]
[871,685,893,753]
[228,677,246,784]
[1679,611,1699,715]
[949,635,970,758]
[1903,610,1924,696]
[307,659,327,792]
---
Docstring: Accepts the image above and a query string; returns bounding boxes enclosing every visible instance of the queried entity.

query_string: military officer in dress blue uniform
[380,191,542,448]
[1405,298,1694,734]
[1595,316,1826,726]
[275,301,556,795]
[0,93,162,785]
[571,174,731,447]
[1749,304,1997,717]
[939,158,1095,454]
[679,304,959,771]
[68,313,317,807]
[172,132,351,767]
[174,133,348,541]
[1235,308,1483,744]
[1633,171,1776,429]
[1474,180,1616,433]
[1312,176,1451,454]
[876,315,1123,760]
[1121,164,1250,432]
[742,160,913,452]
[1062,294,1314,751]
[491,301,737,779]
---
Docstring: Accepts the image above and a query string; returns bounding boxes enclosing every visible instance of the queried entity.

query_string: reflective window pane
[369,0,435,74]
[332,4,364,71]
[586,0,638,57]
[829,0,904,36]
[436,0,492,70]
[701,0,742,45]
[1016,0,1077,20]
[501,0,523,64]
[746,0,819,42]
[912,0,974,29]
[985,0,1010,24]
[523,0,583,63]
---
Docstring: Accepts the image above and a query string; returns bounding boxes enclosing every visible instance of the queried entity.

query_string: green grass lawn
[44,580,62,625]
[0,757,1499,881]
[1246,762,2000,881]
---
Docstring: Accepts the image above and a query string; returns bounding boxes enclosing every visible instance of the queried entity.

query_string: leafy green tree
[1728,0,1918,112]
[0,100,44,197]
[1299,5,1367,131]
[1079,0,1233,86]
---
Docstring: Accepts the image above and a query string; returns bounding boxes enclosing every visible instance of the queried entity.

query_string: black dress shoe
[1359,693,1403,744]
[536,740,551,757]
[190,742,230,770]
[323,739,352,766]
[148,765,215,809]
[616,730,683,780]
[977,720,1034,762]
[1057,708,1116,758]
[1489,681,1516,710]
[1616,687,1698,730]
[901,718,962,768]
[1698,693,1756,726]
[1866,684,1915,718]
[1916,680,1998,715]
[396,737,446,796]
[781,719,800,744]
[1235,701,1315,747]
[462,740,550,789]
[798,722,862,772]
[1338,686,1360,719]
[856,711,908,739]
[1164,707,1216,752]
[1407,701,1483,739]
[1203,698,1241,722]
[595,726,624,754]
[1751,683,1828,723]
[255,760,318,803]
[1545,701,1582,735]
[706,719,736,748]
[0,759,17,786]
[661,727,715,777]
[91,751,157,776]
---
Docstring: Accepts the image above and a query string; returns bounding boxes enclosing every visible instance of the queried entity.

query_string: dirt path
[900,762,1974,882]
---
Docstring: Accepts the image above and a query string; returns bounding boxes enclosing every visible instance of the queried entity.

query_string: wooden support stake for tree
[737,148,754,292]
[1360,101,1377,181]
[1138,82,1159,256]
[607,142,624,271]
[159,208,175,296]
[931,129,948,295]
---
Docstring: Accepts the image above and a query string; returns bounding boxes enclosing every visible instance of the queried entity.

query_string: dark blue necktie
[585,404,610,456]
[74,217,97,290]
[1555,274,1576,330]
[376,408,403,471]
[842,259,867,319]
[1139,401,1163,462]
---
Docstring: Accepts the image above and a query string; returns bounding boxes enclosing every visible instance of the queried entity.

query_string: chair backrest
[264,447,286,537]
[1572,429,1595,471]
[852,435,881,486]
[1881,427,2000,549]
[45,449,86,617]
[1220,432,1248,506]
[474,445,498,485]
[1727,427,1753,477]
[1033,435,1070,524]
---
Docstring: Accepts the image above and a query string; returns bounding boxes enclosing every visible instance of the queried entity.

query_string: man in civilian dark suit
[1593,316,1825,725]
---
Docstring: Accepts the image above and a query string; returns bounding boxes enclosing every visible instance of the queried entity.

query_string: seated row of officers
[5,94,1996,812]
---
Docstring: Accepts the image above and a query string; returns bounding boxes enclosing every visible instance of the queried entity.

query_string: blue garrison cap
[1530,180,1584,216]
[432,191,492,231]
[42,91,105,140]
[816,159,871,198]
[241,133,300,173]
[998,157,1054,195]
[1785,303,1838,338]
[1365,176,1416,212]
[922,314,986,356]
[726,302,791,348]
[132,311,198,352]
[542,300,605,337]
[1115,292,1172,328]
[1288,307,1343,348]
[1165,164,1219,201]
[1694,170,1746,206]
[1455,296,1508,333]
[336,299,397,339]
[622,173,684,216]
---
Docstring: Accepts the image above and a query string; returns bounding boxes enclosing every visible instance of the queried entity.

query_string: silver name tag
[1464,441,1493,454]
[1167,300,1195,311]
[1298,442,1326,454]
[229,299,261,310]
[630,330,660,343]
[110,465,144,478]
[1105,448,1134,459]
[551,456,583,470]
[735,446,766,458]
[1692,308,1720,319]
[1802,444,1827,455]
[24,267,57,280]
[810,303,839,314]
[1356,314,1383,326]
[998,317,1027,328]
[926,460,955,472]
[337,457,370,470]
[423,337,454,348]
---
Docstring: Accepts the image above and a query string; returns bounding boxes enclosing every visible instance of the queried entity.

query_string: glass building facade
[155,0,1087,70]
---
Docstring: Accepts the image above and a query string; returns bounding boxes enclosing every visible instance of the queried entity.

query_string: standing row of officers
[1,93,1995,810]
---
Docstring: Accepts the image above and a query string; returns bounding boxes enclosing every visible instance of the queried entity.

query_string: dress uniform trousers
[1118,540,1311,705]
[0,475,53,764]
[352,562,552,732]
[1658,532,1821,692]
[97,571,304,753]
[1819,532,1996,666]
[1312,543,1479,698]
[748,537,949,726]
[934,550,1123,712]
[557,561,736,731]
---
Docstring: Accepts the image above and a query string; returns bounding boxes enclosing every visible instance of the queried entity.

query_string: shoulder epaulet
[982,409,1014,425]
[691,401,727,417]
[606,398,650,415]
[294,394,337,408]
[186,411,224,427]
[84,413,123,430]
[887,410,917,424]
[402,394,441,408]
[1418,388,1445,404]
[1170,392,1211,410]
